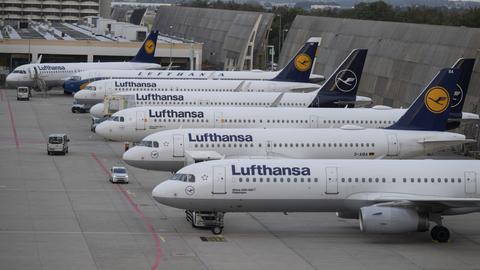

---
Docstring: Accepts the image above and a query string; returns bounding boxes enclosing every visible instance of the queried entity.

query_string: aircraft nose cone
[74,90,86,101]
[90,103,105,118]
[5,74,14,88]
[123,148,139,165]
[95,122,110,138]
[152,183,173,205]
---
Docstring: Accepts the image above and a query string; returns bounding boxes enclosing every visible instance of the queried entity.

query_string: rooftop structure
[152,6,273,71]
[280,15,480,114]
[0,0,111,22]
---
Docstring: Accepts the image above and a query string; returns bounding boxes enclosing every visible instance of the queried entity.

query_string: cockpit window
[171,173,195,182]
[85,85,96,91]
[12,70,26,74]
[139,140,152,147]
[138,140,159,148]
[110,116,125,122]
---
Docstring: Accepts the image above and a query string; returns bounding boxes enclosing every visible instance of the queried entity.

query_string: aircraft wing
[287,87,319,93]
[185,150,224,161]
[347,192,480,212]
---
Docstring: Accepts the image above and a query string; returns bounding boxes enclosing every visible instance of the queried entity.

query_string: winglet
[234,81,246,92]
[387,68,460,131]
[270,92,285,107]
[308,49,368,107]
[271,39,320,83]
[131,30,158,63]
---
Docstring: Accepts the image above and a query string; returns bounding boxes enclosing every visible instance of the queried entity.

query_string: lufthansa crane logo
[294,53,312,72]
[144,40,155,55]
[151,150,159,159]
[451,84,463,108]
[334,69,357,92]
[424,87,450,113]
[185,186,195,196]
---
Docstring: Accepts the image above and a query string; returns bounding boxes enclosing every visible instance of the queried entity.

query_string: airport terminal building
[0,16,203,85]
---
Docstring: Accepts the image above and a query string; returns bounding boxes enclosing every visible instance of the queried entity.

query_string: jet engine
[359,206,429,233]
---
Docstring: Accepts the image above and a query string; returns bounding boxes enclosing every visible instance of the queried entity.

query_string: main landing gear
[186,210,224,235]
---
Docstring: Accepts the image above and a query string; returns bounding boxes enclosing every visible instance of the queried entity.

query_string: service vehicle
[109,166,129,183]
[16,86,30,100]
[47,134,69,155]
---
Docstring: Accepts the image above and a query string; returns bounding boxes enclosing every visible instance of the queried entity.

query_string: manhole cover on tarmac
[200,236,226,242]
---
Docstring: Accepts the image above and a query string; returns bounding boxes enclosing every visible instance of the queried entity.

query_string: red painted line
[3,90,20,149]
[91,153,162,269]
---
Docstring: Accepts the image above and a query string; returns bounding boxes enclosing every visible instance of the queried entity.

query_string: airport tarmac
[1,89,480,270]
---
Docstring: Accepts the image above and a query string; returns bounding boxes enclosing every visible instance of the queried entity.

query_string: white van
[47,134,69,155]
[17,87,30,101]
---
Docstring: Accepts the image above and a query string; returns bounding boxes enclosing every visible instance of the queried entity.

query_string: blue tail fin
[308,48,367,107]
[131,31,158,63]
[446,58,475,129]
[271,38,319,83]
[387,68,460,131]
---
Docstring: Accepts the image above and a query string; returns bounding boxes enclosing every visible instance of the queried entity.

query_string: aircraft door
[325,167,339,194]
[173,134,184,157]
[465,171,477,194]
[199,100,209,106]
[214,112,223,128]
[212,166,227,194]
[309,115,318,128]
[136,111,146,130]
[386,134,399,156]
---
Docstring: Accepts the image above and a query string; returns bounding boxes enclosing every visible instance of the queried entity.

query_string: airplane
[5,31,162,92]
[85,48,371,117]
[152,158,480,241]
[62,38,325,93]
[74,39,322,104]
[94,66,478,143]
[122,68,468,172]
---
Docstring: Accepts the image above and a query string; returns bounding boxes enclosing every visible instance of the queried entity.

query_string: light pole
[277,14,281,56]
[265,27,272,70]
[169,25,173,65]
[283,29,288,43]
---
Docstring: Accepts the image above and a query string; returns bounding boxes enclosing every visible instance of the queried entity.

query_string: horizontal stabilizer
[417,138,474,144]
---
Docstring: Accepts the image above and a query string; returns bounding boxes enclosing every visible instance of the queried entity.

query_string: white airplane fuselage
[87,90,372,118]
[5,62,161,89]
[152,159,480,213]
[74,79,321,104]
[123,128,467,172]
[95,106,406,142]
